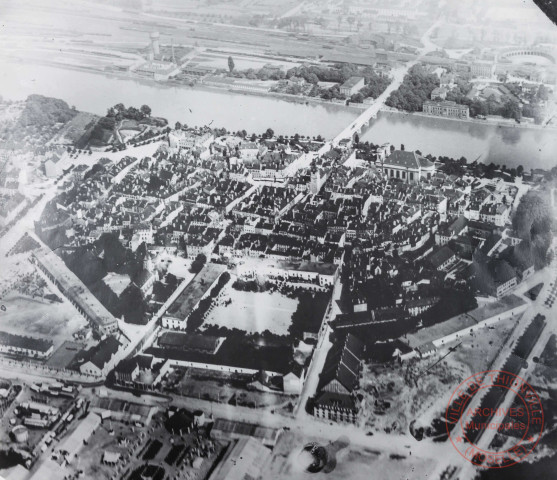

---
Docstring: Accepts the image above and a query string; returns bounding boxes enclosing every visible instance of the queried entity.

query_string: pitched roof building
[314,333,365,424]
[382,150,435,183]
[78,336,121,377]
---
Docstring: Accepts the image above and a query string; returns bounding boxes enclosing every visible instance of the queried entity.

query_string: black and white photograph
[0,0,556,479]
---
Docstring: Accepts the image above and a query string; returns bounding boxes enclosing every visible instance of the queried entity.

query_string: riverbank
[3,55,556,170]
[168,78,366,112]
[381,106,557,132]
[1,53,364,115]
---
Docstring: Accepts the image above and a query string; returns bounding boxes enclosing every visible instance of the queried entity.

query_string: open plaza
[201,282,299,335]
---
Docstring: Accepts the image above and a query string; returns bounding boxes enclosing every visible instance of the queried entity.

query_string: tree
[190,254,207,274]
[347,16,355,31]
[228,56,235,73]
[537,84,549,102]
[119,284,147,325]
[140,104,152,117]
[512,190,555,269]
[502,98,522,121]
[354,133,360,144]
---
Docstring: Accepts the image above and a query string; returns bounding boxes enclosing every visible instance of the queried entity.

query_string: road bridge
[331,20,440,146]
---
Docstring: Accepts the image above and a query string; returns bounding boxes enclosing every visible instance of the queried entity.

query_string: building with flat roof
[32,249,118,336]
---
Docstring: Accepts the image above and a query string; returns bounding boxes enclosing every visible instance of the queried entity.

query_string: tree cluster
[512,190,555,269]
[385,65,440,112]
[106,103,152,121]
[186,272,231,331]
[19,94,77,127]
[189,253,207,274]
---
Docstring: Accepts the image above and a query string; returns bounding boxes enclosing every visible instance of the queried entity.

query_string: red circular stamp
[445,370,543,469]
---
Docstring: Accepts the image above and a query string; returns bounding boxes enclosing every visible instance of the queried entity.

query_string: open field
[0,292,88,350]
[195,52,299,71]
[267,431,436,480]
[362,316,518,434]
[202,283,298,335]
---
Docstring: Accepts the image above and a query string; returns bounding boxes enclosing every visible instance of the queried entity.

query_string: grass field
[202,283,298,335]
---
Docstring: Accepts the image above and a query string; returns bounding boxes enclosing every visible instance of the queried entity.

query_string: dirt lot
[362,316,518,435]
[267,431,436,480]
[202,283,298,335]
[0,292,88,350]
[165,367,295,412]
[46,341,86,369]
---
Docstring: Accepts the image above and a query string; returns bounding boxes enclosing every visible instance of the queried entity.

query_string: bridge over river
[331,20,441,147]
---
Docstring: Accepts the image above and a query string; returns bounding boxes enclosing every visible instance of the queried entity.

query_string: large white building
[382,150,435,183]
[423,100,469,119]
[168,130,214,151]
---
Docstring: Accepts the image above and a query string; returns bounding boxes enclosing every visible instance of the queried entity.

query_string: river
[1,60,556,170]
[361,112,557,170]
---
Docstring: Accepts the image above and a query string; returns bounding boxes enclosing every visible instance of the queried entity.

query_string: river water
[1,60,556,170]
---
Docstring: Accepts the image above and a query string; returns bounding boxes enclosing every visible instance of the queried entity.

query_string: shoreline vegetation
[5,55,556,133]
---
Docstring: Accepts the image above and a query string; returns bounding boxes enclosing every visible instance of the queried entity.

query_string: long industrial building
[32,249,118,336]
